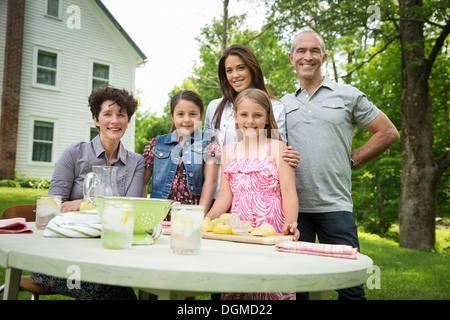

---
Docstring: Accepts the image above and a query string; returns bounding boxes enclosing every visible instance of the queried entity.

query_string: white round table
[1,223,372,300]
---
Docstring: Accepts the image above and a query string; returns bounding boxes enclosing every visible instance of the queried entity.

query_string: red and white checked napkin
[275,241,358,259]
[0,218,33,234]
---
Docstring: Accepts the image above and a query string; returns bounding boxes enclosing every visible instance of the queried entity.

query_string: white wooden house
[0,0,147,180]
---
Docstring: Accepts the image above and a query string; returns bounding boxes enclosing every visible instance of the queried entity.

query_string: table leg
[138,290,158,300]
[3,267,21,300]
[309,290,329,300]
[138,288,208,300]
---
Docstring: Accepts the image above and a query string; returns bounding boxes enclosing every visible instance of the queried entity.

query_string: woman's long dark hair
[213,44,275,130]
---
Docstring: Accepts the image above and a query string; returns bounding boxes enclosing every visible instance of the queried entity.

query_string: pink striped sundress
[221,141,295,301]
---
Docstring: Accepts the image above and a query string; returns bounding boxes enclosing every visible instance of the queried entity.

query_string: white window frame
[32,46,62,91]
[89,59,113,93]
[28,116,59,167]
[45,0,63,20]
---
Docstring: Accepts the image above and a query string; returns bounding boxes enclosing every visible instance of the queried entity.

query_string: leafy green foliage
[134,0,449,238]
[0,173,51,189]
[134,107,171,155]
[260,0,449,234]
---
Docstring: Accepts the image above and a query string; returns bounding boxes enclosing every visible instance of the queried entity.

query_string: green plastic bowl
[93,196,172,245]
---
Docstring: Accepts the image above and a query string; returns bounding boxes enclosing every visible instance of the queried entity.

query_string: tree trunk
[221,0,229,51]
[398,0,438,251]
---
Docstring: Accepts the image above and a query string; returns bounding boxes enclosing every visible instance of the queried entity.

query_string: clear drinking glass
[35,195,62,230]
[101,201,135,249]
[170,205,204,254]
[229,213,251,235]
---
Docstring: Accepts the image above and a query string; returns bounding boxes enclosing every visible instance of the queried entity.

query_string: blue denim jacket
[151,130,209,199]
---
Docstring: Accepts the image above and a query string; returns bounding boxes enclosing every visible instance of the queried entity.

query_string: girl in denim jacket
[142,90,220,216]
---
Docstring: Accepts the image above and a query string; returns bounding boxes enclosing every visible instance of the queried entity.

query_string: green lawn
[350,232,449,300]
[0,187,48,213]
[1,186,449,300]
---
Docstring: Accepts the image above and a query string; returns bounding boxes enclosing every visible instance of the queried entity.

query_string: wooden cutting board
[162,229,293,245]
[203,232,293,245]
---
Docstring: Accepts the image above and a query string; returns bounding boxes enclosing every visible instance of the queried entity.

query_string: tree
[221,0,230,51]
[260,0,449,250]
[133,89,170,155]
[397,0,450,250]
[134,108,171,155]
[191,9,297,108]
[350,41,403,236]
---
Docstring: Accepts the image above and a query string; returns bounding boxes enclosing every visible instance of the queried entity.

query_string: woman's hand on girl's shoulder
[270,139,287,166]
[204,135,221,164]
[142,142,151,157]
[142,137,157,158]
[282,145,300,168]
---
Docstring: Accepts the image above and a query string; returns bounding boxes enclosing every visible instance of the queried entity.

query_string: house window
[90,127,99,141]
[36,50,58,86]
[92,63,110,90]
[32,121,54,162]
[46,0,62,19]
[32,47,61,90]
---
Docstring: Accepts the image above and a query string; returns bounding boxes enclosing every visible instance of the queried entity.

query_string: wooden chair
[1,204,56,300]
[1,204,37,221]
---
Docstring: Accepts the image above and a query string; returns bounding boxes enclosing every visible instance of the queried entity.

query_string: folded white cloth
[43,211,164,240]
[43,211,102,238]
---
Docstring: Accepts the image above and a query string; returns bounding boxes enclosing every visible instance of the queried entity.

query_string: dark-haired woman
[49,85,145,212]
[30,86,144,300]
[204,44,299,201]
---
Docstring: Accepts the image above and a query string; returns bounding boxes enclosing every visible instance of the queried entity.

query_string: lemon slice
[123,205,130,224]
[37,197,59,208]
[80,201,95,211]
[171,214,193,234]
[250,222,276,236]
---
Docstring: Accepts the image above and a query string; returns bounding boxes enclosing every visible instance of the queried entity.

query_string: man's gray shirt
[282,77,381,213]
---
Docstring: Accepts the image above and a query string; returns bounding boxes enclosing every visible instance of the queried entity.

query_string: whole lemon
[213,222,232,234]
[202,217,215,232]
